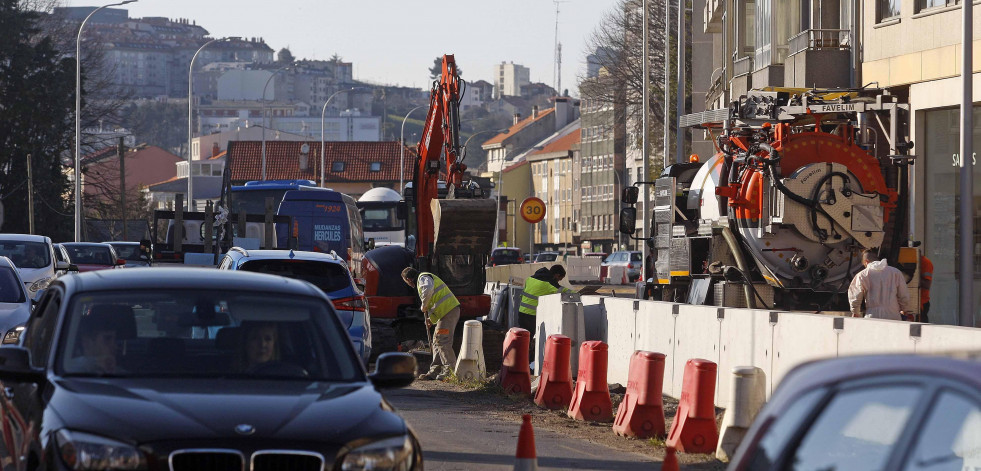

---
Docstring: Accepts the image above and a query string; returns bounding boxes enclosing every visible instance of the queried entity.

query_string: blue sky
[75,0,619,95]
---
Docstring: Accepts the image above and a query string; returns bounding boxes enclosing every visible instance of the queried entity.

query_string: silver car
[601,250,642,281]
[0,257,31,343]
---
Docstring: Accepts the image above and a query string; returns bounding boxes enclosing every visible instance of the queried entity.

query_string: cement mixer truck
[621,88,922,313]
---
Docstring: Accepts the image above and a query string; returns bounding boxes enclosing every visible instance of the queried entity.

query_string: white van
[0,234,71,300]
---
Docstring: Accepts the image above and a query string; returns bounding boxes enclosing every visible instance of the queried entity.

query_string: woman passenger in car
[237,322,281,373]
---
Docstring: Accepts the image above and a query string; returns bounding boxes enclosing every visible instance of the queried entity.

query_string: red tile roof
[226,141,417,184]
[482,108,555,146]
[533,129,580,156]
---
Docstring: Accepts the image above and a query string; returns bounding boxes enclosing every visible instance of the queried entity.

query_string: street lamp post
[400,105,427,194]
[75,0,137,242]
[188,36,238,209]
[321,87,362,187]
[261,64,293,181]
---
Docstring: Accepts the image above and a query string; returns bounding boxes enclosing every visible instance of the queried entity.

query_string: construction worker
[847,248,910,320]
[919,254,933,323]
[402,267,460,381]
[518,265,576,353]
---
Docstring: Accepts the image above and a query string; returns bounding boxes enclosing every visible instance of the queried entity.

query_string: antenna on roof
[553,0,569,97]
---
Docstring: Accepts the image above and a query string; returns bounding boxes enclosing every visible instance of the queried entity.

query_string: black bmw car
[0,268,421,470]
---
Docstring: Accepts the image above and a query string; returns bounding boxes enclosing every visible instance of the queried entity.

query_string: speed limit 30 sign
[520,197,546,224]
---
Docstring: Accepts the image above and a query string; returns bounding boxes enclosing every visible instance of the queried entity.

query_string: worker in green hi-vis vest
[518,265,576,357]
[402,267,461,381]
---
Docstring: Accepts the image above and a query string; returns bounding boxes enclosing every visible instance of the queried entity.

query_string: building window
[916,0,956,11]
[332,161,345,172]
[370,162,382,172]
[878,0,901,21]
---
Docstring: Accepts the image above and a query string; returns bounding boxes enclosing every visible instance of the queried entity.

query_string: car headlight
[29,277,52,294]
[341,435,414,471]
[56,429,146,470]
[2,326,24,345]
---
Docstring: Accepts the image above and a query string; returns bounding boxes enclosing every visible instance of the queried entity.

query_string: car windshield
[58,290,361,381]
[536,253,557,262]
[231,189,289,214]
[109,244,142,261]
[238,259,352,294]
[492,250,520,263]
[64,245,114,265]
[0,267,25,303]
[0,241,50,269]
[631,252,642,262]
[362,206,404,232]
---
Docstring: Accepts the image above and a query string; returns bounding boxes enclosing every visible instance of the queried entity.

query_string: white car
[0,234,69,301]
[0,256,31,343]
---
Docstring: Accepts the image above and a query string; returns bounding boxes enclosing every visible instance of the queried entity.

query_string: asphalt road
[384,386,659,471]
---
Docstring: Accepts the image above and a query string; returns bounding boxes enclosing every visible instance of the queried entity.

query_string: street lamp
[321,87,363,187]
[260,63,293,181]
[75,0,137,242]
[399,105,427,194]
[188,36,239,209]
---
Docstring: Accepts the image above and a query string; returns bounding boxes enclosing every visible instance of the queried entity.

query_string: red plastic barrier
[534,335,573,410]
[567,341,613,422]
[666,358,719,453]
[498,328,531,396]
[613,351,667,438]
[662,446,679,471]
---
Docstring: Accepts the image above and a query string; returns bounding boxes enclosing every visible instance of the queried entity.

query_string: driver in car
[68,309,125,374]
[238,322,281,373]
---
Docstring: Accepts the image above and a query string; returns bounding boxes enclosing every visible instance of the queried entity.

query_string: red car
[61,242,125,272]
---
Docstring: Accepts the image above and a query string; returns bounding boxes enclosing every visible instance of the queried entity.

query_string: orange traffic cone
[663,446,680,471]
[514,414,538,470]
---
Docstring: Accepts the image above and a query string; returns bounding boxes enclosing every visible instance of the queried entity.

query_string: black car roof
[55,267,327,299]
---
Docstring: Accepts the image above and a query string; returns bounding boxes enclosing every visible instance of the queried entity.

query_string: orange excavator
[361,55,498,355]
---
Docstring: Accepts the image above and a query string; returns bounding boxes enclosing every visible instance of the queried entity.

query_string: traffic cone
[514,414,538,470]
[663,446,680,471]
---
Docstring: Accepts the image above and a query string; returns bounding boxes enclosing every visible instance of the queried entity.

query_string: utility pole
[26,153,34,235]
[663,0,673,168]
[675,0,687,163]
[118,137,128,241]
[642,0,651,279]
[960,0,975,327]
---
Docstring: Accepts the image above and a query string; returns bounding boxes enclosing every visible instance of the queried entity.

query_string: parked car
[0,268,421,470]
[533,252,559,263]
[0,257,31,344]
[61,242,124,272]
[489,247,523,266]
[601,250,643,281]
[727,353,981,470]
[218,248,371,363]
[105,241,151,267]
[0,234,69,301]
[583,252,609,260]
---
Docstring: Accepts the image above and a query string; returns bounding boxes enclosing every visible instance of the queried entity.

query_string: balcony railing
[732,55,753,77]
[789,29,851,56]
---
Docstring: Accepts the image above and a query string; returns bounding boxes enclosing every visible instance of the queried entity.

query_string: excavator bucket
[431,199,498,255]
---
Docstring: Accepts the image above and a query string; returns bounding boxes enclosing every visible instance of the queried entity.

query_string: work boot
[436,368,453,381]
[417,367,440,381]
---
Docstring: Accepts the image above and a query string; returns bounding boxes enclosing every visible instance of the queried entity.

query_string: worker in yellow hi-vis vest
[402,267,461,381]
[519,265,576,356]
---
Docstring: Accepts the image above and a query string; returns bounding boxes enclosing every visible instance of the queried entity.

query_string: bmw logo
[235,424,255,435]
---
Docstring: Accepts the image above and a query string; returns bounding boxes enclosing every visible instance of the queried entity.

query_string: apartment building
[528,126,581,254]
[579,75,626,254]
[494,62,531,98]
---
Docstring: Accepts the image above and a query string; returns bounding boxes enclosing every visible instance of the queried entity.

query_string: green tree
[429,56,462,81]
[0,0,76,239]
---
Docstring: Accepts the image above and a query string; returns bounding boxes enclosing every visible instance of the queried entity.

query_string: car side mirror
[396,201,408,220]
[55,261,70,271]
[2,326,25,345]
[619,207,637,235]
[622,185,639,205]
[0,347,44,383]
[369,352,416,389]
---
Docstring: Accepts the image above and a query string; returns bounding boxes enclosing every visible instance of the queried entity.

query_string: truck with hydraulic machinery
[620,88,923,313]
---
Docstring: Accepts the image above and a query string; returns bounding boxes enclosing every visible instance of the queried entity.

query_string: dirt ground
[408,374,728,470]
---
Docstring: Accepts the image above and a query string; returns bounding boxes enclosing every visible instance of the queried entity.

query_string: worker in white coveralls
[402,267,460,381]
[847,248,910,320]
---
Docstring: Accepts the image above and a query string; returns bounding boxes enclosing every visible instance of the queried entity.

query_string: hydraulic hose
[721,225,756,309]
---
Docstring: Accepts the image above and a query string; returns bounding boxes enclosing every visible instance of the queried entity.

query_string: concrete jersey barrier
[534,294,981,408]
